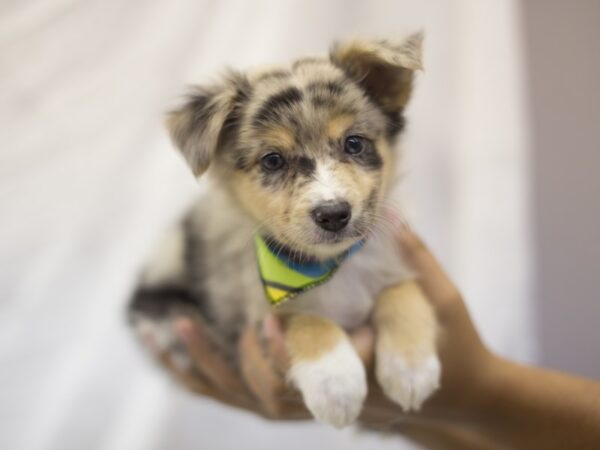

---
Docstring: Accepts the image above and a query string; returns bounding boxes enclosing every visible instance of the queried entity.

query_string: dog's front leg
[374,281,441,411]
[284,314,367,428]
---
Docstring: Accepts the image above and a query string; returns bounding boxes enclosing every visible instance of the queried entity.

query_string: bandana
[254,234,365,306]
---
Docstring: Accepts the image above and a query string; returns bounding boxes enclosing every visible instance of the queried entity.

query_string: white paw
[289,339,367,428]
[134,318,176,351]
[376,352,441,411]
[134,317,192,371]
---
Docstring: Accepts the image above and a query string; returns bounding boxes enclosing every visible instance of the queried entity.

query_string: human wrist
[450,351,518,429]
[421,349,505,426]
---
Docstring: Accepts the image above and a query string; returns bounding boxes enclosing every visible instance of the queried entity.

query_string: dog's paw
[376,351,441,411]
[290,339,367,428]
[133,317,193,371]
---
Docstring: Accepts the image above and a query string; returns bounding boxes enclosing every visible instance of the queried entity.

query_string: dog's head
[168,35,422,259]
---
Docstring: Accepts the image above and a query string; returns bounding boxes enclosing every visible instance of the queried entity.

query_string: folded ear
[330,33,423,116]
[166,71,250,176]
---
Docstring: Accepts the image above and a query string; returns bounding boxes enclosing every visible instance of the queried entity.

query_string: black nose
[311,201,352,232]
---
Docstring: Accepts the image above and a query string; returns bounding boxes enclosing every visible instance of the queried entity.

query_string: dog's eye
[344,136,365,155]
[261,152,285,171]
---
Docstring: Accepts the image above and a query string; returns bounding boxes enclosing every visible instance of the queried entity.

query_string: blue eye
[344,136,365,155]
[261,152,285,171]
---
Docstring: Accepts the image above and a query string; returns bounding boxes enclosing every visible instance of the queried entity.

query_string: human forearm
[460,355,600,449]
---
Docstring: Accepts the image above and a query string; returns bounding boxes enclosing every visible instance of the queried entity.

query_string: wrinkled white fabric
[0,1,534,449]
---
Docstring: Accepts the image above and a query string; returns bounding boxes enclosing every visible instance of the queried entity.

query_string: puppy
[129,33,440,428]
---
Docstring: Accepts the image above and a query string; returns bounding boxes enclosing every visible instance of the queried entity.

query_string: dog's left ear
[330,33,423,116]
[166,71,250,177]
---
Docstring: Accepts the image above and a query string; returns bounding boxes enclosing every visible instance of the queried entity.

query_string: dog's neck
[258,233,365,266]
[260,234,320,265]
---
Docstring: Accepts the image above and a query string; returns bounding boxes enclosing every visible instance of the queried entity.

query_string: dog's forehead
[249,58,344,92]
[242,59,376,147]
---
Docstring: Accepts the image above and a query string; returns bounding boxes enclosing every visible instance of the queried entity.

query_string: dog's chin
[305,240,357,260]
[278,227,364,261]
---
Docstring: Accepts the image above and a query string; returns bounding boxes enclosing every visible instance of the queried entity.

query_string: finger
[259,316,309,415]
[140,320,260,410]
[262,313,289,373]
[166,349,261,411]
[142,334,215,398]
[349,326,375,369]
[239,325,292,416]
[173,317,249,395]
[164,355,213,395]
[261,315,305,403]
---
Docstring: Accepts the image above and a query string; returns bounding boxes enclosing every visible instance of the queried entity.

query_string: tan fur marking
[285,315,345,361]
[248,65,289,82]
[327,114,354,140]
[374,281,437,358]
[376,138,395,194]
[261,127,296,150]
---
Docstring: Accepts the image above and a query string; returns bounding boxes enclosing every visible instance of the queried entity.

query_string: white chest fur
[279,230,413,329]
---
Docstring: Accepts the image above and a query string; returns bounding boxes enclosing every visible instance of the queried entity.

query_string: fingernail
[397,219,411,239]
[173,317,195,342]
[262,313,277,340]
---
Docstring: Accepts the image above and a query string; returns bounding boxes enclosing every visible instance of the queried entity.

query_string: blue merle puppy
[129,33,440,428]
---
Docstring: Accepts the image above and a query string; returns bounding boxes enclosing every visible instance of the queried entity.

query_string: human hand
[140,312,376,420]
[388,220,495,419]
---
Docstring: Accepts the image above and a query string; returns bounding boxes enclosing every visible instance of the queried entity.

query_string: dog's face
[168,35,422,259]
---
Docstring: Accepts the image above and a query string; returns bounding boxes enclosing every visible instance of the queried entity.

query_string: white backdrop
[0,1,535,449]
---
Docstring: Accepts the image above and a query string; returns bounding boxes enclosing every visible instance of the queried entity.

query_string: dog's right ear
[166,71,250,177]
